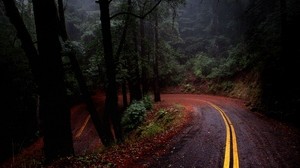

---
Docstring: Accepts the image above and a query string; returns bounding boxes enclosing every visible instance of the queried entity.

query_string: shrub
[140,123,163,138]
[121,101,147,133]
[181,83,195,93]
[142,95,153,110]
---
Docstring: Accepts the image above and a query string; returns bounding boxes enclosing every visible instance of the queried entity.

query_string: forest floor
[0,92,193,168]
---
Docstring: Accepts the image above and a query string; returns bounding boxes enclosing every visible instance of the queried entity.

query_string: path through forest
[72,94,300,167]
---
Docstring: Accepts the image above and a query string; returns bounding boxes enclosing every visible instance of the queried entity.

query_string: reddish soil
[0,93,194,168]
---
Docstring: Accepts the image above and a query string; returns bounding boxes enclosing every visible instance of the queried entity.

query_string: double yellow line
[75,115,91,138]
[204,101,239,168]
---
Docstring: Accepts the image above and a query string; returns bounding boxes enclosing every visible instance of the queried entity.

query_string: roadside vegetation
[2,97,189,168]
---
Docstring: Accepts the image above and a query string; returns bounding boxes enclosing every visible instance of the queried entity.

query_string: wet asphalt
[147,94,300,168]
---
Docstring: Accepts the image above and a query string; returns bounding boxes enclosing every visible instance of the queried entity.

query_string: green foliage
[121,101,147,132]
[208,81,234,94]
[140,122,164,137]
[191,52,216,78]
[142,95,153,110]
[159,42,185,86]
[186,42,259,80]
[155,109,175,124]
[181,83,195,93]
[138,107,180,138]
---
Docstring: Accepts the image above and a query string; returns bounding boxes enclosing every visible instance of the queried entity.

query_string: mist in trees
[177,0,300,123]
[1,0,299,164]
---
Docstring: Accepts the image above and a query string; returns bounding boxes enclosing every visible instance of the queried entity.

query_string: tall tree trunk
[57,0,112,147]
[2,0,41,160]
[153,10,161,102]
[57,0,68,41]
[32,0,74,161]
[128,4,142,102]
[278,0,289,112]
[115,0,132,108]
[122,81,128,108]
[140,18,149,96]
[98,0,123,143]
[212,0,219,36]
[280,0,287,62]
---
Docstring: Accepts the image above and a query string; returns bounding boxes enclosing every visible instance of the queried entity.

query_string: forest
[0,0,300,166]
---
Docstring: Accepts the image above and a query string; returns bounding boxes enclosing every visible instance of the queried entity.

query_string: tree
[94,0,185,145]
[115,0,143,103]
[2,0,74,161]
[57,0,113,148]
[153,7,161,102]
[1,0,39,161]
[97,0,122,144]
[32,0,74,161]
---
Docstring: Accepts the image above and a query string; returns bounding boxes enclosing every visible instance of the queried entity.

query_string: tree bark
[57,0,68,41]
[98,0,123,143]
[115,0,131,108]
[127,2,142,102]
[32,0,74,161]
[132,25,143,101]
[57,0,112,147]
[140,18,149,96]
[153,9,161,102]
[122,80,128,108]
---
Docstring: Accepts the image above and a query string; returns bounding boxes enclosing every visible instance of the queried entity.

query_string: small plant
[181,83,195,93]
[142,95,153,110]
[140,123,164,137]
[156,109,168,120]
[121,101,147,133]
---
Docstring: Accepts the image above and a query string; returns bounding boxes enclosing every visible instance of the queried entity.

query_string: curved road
[72,94,300,168]
[144,94,300,168]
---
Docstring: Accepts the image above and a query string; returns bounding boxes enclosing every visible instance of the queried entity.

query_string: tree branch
[110,0,162,19]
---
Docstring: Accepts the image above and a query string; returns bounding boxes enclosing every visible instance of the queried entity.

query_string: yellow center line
[75,115,91,138]
[231,123,239,168]
[201,100,239,168]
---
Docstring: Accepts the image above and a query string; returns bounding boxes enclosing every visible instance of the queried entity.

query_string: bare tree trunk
[32,0,74,161]
[153,10,161,102]
[3,0,74,161]
[128,30,143,102]
[115,0,132,108]
[140,18,149,96]
[57,0,112,147]
[122,81,128,108]
[98,0,123,144]
[212,0,219,35]
[57,0,68,41]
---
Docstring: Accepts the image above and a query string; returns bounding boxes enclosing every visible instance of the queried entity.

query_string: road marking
[203,101,239,168]
[75,115,91,138]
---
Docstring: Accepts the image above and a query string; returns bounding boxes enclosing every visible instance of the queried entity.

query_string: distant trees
[179,0,300,124]
[244,0,300,122]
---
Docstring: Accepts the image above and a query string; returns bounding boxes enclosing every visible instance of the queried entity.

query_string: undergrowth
[2,102,186,168]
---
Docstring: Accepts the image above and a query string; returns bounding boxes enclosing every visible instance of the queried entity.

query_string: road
[145,94,300,168]
[72,94,300,168]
